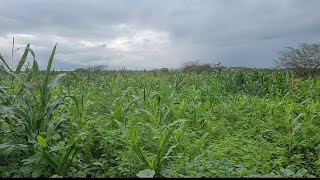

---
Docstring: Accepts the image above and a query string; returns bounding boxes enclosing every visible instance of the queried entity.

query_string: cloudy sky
[0,0,320,70]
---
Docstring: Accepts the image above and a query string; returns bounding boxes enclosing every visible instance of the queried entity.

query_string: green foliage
[1,43,320,177]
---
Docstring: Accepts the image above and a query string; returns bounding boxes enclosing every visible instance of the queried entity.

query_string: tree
[212,62,224,74]
[90,65,107,71]
[181,60,212,73]
[182,60,200,69]
[274,43,320,76]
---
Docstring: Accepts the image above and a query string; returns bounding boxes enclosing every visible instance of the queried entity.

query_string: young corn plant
[36,135,81,177]
[131,125,173,178]
[284,103,303,160]
[0,43,78,145]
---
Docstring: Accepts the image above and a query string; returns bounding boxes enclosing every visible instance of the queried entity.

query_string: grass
[1,44,320,177]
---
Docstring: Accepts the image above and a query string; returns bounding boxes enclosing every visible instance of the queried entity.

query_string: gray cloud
[0,0,320,70]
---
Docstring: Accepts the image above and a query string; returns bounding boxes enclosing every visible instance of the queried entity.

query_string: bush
[274,43,320,77]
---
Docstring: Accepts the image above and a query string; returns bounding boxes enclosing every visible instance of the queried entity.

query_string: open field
[1,49,320,177]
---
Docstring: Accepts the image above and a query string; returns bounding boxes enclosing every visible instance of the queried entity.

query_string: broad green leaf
[54,119,66,130]
[92,162,104,167]
[164,144,177,159]
[113,119,126,134]
[45,96,65,123]
[47,73,66,94]
[166,119,189,128]
[296,168,307,177]
[15,44,30,73]
[280,168,294,177]
[0,53,12,72]
[32,169,42,178]
[46,95,79,123]
[137,169,155,178]
[37,135,48,148]
[43,43,57,91]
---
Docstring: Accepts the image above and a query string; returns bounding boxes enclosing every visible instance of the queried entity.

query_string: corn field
[1,44,320,178]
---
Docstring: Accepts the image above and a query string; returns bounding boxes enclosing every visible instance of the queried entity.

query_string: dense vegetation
[1,45,320,178]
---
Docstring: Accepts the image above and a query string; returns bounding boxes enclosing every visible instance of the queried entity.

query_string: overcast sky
[0,0,320,70]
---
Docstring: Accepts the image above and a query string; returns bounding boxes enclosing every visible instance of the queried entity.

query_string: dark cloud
[0,0,320,70]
